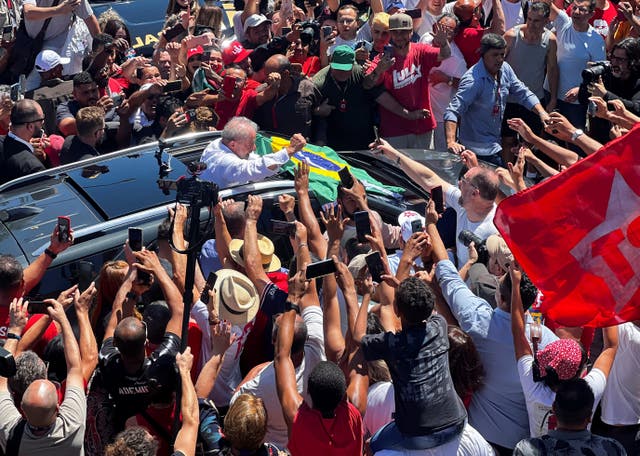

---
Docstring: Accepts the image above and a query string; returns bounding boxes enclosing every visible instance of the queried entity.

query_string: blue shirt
[444,60,539,156]
[436,259,557,449]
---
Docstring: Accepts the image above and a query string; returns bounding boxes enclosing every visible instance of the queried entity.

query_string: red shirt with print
[566,2,617,38]
[370,43,440,137]
[215,89,258,129]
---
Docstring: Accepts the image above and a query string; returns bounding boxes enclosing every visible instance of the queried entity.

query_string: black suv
[0,131,467,298]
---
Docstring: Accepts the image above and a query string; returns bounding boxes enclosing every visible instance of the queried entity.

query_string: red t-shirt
[567,2,617,38]
[302,56,321,77]
[215,88,258,129]
[23,313,60,356]
[0,307,10,339]
[454,26,484,68]
[371,43,440,137]
[288,401,363,456]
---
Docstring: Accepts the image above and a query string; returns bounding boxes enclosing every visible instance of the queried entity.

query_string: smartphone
[194,25,213,36]
[306,259,337,279]
[111,93,123,108]
[9,82,20,102]
[57,216,71,243]
[411,219,423,233]
[354,211,372,243]
[271,219,296,236]
[200,271,218,305]
[163,80,182,93]
[365,251,385,283]
[406,8,422,18]
[129,227,151,284]
[222,75,236,99]
[587,99,597,116]
[27,301,52,315]
[184,109,197,122]
[128,227,143,251]
[322,25,333,39]
[383,45,394,59]
[431,185,444,214]
[373,125,380,143]
[2,26,11,42]
[281,26,292,35]
[337,166,354,189]
[188,34,213,48]
[164,23,186,41]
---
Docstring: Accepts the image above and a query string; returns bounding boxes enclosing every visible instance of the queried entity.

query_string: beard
[458,195,464,206]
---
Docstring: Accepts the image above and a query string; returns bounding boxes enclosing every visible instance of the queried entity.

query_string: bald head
[114,316,147,358]
[264,54,291,75]
[468,167,499,201]
[21,379,58,427]
[453,0,478,21]
[272,314,308,355]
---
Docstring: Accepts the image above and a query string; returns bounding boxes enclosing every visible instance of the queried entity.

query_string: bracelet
[298,243,308,249]
[6,333,21,341]
[284,300,301,314]
[44,248,57,260]
[396,156,402,165]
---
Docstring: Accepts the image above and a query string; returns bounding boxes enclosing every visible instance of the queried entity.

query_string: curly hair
[104,427,159,456]
[395,276,435,324]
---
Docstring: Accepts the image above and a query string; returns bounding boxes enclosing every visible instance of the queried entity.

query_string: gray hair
[437,12,460,28]
[479,33,507,55]
[222,116,258,142]
[8,351,47,405]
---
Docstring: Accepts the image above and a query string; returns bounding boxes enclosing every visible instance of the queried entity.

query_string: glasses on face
[338,17,356,24]
[459,176,478,189]
[573,6,591,12]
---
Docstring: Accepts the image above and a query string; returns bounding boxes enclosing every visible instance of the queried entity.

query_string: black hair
[345,237,371,263]
[107,426,159,456]
[9,99,41,126]
[499,270,539,311]
[103,19,132,46]
[91,33,114,53]
[553,378,594,426]
[395,276,435,324]
[479,33,507,55]
[156,96,183,122]
[0,255,23,293]
[528,1,550,18]
[308,361,346,418]
[612,37,640,75]
[367,312,384,335]
[143,301,171,345]
[73,71,95,88]
[43,335,67,383]
[448,325,485,399]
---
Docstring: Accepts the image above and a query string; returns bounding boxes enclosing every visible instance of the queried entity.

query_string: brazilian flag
[255,134,405,205]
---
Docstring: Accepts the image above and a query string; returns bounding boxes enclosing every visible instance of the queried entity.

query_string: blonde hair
[372,12,390,29]
[223,394,268,451]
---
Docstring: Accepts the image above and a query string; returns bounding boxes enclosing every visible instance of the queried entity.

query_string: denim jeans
[370,419,466,453]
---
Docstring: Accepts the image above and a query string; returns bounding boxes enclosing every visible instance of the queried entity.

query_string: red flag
[494,126,640,327]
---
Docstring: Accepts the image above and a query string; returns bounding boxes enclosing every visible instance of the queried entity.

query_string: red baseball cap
[222,41,252,66]
[187,46,204,60]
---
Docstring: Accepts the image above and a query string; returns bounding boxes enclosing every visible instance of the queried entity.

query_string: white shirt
[416,10,439,41]
[445,185,498,266]
[552,10,606,104]
[600,322,640,425]
[503,0,525,32]
[230,306,325,448]
[420,35,467,123]
[375,422,495,455]
[364,381,395,436]
[199,138,290,188]
[517,354,607,437]
[328,28,369,56]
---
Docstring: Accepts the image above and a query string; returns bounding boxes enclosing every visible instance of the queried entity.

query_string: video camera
[298,20,320,47]
[158,162,218,207]
[0,347,16,378]
[458,230,489,265]
[582,61,612,84]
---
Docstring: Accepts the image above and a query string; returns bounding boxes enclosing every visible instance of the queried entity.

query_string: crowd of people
[0,0,639,454]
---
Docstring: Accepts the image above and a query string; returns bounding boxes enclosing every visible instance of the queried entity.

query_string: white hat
[35,50,70,72]
[398,210,425,242]
[486,234,513,271]
[243,14,271,33]
[213,269,260,326]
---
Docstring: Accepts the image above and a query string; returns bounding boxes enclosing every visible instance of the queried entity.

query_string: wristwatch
[571,129,584,141]
[284,300,301,314]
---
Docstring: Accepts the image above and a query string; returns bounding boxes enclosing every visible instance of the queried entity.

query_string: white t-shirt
[445,185,498,266]
[517,354,607,437]
[416,10,440,41]
[600,322,640,425]
[231,306,325,448]
[375,422,495,455]
[552,10,606,104]
[503,0,525,32]
[364,381,395,437]
[420,34,467,123]
[328,28,369,56]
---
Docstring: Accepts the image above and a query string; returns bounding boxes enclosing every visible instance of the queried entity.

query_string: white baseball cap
[398,210,425,242]
[243,14,271,33]
[35,50,70,72]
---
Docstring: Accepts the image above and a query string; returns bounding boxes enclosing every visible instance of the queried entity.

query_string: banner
[494,126,640,327]
[255,134,404,205]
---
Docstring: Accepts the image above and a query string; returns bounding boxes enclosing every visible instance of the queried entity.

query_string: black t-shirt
[98,332,181,421]
[59,135,99,165]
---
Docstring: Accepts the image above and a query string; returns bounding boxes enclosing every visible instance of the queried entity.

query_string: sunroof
[65,151,190,220]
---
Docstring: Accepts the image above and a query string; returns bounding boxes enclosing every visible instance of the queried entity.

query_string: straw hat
[212,269,260,326]
[228,235,282,273]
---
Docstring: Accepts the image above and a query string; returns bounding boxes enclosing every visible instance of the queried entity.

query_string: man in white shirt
[199,116,306,188]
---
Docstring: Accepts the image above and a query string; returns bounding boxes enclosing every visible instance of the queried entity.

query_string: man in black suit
[0,100,48,185]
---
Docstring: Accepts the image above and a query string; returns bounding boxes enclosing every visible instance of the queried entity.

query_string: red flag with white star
[494,126,640,327]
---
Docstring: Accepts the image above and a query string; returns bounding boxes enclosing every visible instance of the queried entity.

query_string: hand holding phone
[431,186,444,214]
[222,75,237,99]
[337,166,354,189]
[271,219,297,236]
[27,300,52,315]
[354,211,372,243]
[201,271,218,305]
[58,216,71,243]
[365,251,385,283]
[129,227,152,284]
[306,259,337,279]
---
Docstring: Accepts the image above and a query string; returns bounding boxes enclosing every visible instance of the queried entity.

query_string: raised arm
[103,262,137,341]
[243,195,270,297]
[174,348,199,456]
[275,270,307,434]
[371,138,451,192]
[396,232,431,282]
[195,320,235,398]
[47,298,83,389]
[592,326,619,378]
[23,225,73,295]
[544,111,603,156]
[1,298,28,391]
[507,117,579,167]
[487,0,506,36]
[509,263,533,360]
[135,249,184,336]
[73,283,99,383]
[294,161,327,260]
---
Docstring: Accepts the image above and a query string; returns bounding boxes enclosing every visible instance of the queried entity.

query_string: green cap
[330,45,355,71]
